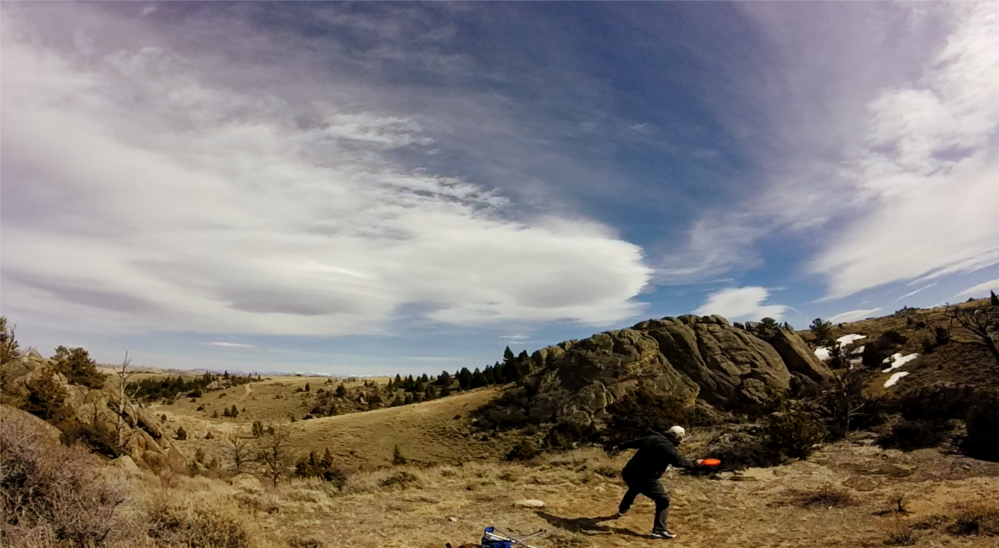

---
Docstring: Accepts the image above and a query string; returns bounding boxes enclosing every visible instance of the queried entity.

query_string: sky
[2,2,998,376]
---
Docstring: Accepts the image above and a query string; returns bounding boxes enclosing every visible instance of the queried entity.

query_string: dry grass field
[153,385,513,471]
[45,435,997,548]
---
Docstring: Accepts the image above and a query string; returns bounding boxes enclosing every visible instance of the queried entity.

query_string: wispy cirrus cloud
[205,342,258,350]
[828,308,883,324]
[955,279,999,298]
[895,283,937,302]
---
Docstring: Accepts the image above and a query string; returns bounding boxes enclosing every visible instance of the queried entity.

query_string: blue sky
[2,2,998,376]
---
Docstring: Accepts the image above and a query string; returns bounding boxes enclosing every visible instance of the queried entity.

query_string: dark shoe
[651,530,677,539]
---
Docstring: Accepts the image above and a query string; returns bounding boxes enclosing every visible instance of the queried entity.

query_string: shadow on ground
[535,512,648,539]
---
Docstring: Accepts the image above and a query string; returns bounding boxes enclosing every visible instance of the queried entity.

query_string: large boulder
[769,329,834,387]
[633,317,791,409]
[0,404,63,442]
[524,329,699,426]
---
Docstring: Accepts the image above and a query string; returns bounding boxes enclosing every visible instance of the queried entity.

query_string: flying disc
[701,458,721,466]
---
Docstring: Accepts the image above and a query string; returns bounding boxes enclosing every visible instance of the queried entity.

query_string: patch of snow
[882,353,919,373]
[836,334,866,347]
[814,347,830,361]
[850,345,865,356]
[884,371,910,388]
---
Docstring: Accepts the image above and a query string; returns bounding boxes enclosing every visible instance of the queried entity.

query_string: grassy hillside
[154,385,517,471]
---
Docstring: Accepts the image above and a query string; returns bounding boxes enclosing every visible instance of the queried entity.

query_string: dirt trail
[237,382,254,404]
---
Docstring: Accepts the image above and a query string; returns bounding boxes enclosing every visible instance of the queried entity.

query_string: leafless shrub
[1,412,126,546]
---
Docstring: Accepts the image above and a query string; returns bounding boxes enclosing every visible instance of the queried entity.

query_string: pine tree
[321,447,334,468]
[304,383,310,392]
[458,368,473,391]
[336,383,347,397]
[991,290,999,307]
[503,346,516,363]
[176,426,188,440]
[440,385,451,398]
[437,370,452,386]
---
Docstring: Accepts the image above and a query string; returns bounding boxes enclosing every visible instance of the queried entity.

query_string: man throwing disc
[614,426,707,539]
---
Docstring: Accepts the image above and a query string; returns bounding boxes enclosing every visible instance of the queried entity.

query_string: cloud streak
[828,308,882,324]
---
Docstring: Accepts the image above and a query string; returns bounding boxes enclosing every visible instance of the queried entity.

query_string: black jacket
[620,433,696,481]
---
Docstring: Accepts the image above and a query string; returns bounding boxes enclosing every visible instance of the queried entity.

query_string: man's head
[664,425,687,444]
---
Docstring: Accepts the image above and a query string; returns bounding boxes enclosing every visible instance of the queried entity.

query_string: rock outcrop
[520,315,833,427]
[0,350,185,471]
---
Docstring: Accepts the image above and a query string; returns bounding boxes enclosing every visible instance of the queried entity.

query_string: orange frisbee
[701,458,721,466]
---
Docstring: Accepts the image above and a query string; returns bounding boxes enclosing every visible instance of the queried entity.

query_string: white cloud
[828,308,883,324]
[693,286,786,321]
[811,2,999,298]
[499,335,529,341]
[895,282,937,301]
[206,342,257,349]
[659,3,999,300]
[955,278,999,298]
[0,8,652,336]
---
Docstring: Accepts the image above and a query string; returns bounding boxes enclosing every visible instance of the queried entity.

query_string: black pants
[619,473,671,533]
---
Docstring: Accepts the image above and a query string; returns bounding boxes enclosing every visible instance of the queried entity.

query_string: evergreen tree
[52,346,106,389]
[304,383,310,392]
[404,393,414,405]
[230,404,239,418]
[437,370,452,386]
[471,368,486,389]
[424,385,437,401]
[321,448,334,468]
[440,384,451,398]
[809,318,834,346]
[458,368,473,391]
[992,290,999,307]
[503,346,516,363]
[420,373,429,384]
[336,383,347,397]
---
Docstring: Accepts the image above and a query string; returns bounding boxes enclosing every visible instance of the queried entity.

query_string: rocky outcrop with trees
[521,315,833,428]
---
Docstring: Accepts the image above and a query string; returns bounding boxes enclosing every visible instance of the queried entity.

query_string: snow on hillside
[884,371,910,388]
[882,353,919,373]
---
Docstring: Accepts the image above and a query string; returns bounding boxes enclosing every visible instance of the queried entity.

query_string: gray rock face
[522,315,825,425]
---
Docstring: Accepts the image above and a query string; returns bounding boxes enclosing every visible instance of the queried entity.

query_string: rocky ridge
[522,315,833,427]
[1,349,186,471]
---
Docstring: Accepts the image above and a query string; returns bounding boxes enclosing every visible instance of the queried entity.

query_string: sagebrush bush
[145,491,255,548]
[896,385,976,422]
[506,439,541,462]
[963,390,999,461]
[1,412,126,546]
[602,386,692,449]
[789,485,856,508]
[762,399,825,461]
[949,503,999,536]
[878,420,949,452]
[58,419,124,459]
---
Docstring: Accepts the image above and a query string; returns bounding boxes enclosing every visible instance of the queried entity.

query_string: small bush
[883,512,916,546]
[963,390,999,461]
[701,430,782,470]
[379,471,421,490]
[789,485,856,508]
[762,400,825,461]
[146,492,255,547]
[947,503,999,536]
[176,426,188,440]
[505,439,541,462]
[602,386,692,449]
[545,422,598,452]
[58,419,123,458]
[878,420,949,452]
[896,385,976,422]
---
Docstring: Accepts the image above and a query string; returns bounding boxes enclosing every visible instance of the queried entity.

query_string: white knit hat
[667,425,687,440]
